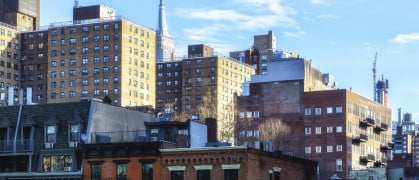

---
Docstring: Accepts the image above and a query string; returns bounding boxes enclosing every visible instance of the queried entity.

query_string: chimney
[27,87,32,104]
[8,87,13,106]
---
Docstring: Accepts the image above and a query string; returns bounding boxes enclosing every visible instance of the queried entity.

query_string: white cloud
[317,14,338,19]
[310,0,331,6]
[392,33,419,44]
[282,30,307,38]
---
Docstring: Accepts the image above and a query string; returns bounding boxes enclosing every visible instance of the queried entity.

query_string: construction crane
[372,52,377,102]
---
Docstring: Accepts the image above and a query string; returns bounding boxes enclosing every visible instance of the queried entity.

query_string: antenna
[74,0,79,8]
[372,52,377,101]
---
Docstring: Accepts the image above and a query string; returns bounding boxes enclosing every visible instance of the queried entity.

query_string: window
[82,26,88,32]
[94,68,100,74]
[327,145,333,152]
[51,61,57,67]
[46,125,56,143]
[103,89,109,96]
[315,146,322,153]
[171,171,184,180]
[103,78,109,84]
[82,58,88,64]
[142,162,153,180]
[254,111,260,118]
[315,108,321,115]
[336,126,342,133]
[103,56,109,63]
[327,107,333,114]
[94,46,100,53]
[69,80,76,87]
[43,155,72,172]
[224,169,238,180]
[305,128,311,135]
[116,162,127,180]
[69,124,79,141]
[69,91,76,98]
[103,67,109,73]
[305,147,311,154]
[70,59,76,65]
[82,79,88,86]
[336,159,343,171]
[91,163,102,180]
[94,57,100,64]
[70,70,76,76]
[327,126,333,133]
[315,127,321,134]
[70,38,76,44]
[336,106,343,113]
[246,112,252,118]
[305,108,311,115]
[82,36,89,43]
[336,145,343,152]
[197,170,210,180]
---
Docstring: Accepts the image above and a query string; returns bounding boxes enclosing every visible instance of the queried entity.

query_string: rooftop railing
[0,140,34,153]
[91,130,147,144]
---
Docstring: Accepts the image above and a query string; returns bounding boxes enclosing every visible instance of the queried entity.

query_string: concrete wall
[87,102,157,143]
[189,120,207,147]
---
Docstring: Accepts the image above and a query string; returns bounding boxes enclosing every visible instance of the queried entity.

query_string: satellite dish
[81,134,88,142]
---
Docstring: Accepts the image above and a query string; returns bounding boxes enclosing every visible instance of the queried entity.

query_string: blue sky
[41,0,419,122]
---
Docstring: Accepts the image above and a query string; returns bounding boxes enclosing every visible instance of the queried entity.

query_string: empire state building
[156,0,175,62]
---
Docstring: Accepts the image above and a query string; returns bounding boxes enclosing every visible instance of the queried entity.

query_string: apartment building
[303,89,392,179]
[157,44,254,142]
[20,29,48,104]
[24,5,156,107]
[0,22,20,105]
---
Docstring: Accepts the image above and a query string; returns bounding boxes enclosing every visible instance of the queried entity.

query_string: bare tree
[162,102,189,122]
[258,118,291,151]
[218,101,237,143]
[197,94,217,122]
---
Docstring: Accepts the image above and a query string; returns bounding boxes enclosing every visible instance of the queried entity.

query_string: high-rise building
[0,23,20,105]
[0,0,40,31]
[156,0,175,62]
[156,44,255,142]
[19,5,157,108]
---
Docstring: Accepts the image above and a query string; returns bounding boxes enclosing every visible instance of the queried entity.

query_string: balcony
[374,156,388,167]
[0,140,34,153]
[91,131,146,144]
[360,118,375,126]
[381,143,393,151]
[352,134,368,143]
[360,154,375,163]
[380,123,388,131]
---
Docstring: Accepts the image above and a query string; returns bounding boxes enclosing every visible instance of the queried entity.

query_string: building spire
[158,0,170,37]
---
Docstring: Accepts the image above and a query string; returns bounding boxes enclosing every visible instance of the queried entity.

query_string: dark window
[224,169,238,180]
[91,164,102,180]
[197,170,210,180]
[142,163,153,180]
[170,171,184,180]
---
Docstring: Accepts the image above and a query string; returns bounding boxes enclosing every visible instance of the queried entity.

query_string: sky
[40,0,419,122]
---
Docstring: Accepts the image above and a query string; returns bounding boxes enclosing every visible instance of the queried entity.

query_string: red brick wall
[82,156,161,180]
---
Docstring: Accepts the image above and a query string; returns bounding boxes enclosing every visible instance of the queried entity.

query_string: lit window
[327,145,333,152]
[327,107,333,114]
[316,146,321,153]
[315,127,321,134]
[327,127,333,133]
[247,112,252,118]
[336,126,342,133]
[42,155,72,172]
[336,106,343,113]
[305,147,311,154]
[239,112,245,118]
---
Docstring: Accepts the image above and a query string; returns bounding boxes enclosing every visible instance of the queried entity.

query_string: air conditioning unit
[64,166,72,172]
[69,141,78,148]
[150,136,159,141]
[45,142,54,149]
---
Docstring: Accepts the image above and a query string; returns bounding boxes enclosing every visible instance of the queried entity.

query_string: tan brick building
[0,22,20,105]
[157,44,254,142]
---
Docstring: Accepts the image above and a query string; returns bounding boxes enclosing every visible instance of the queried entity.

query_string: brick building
[0,100,156,179]
[160,146,318,180]
[156,44,254,142]
[303,89,392,179]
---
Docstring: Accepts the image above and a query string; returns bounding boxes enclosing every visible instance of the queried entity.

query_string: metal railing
[91,130,147,144]
[0,140,34,153]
